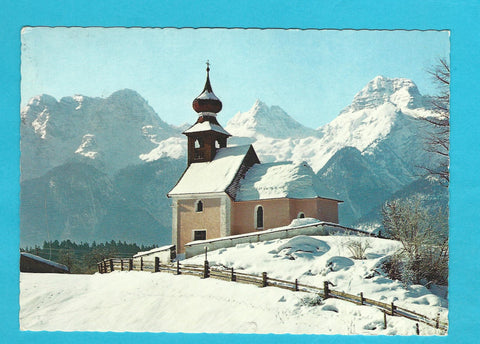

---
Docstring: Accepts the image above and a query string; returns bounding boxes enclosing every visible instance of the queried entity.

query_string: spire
[203,60,213,93]
[192,61,223,114]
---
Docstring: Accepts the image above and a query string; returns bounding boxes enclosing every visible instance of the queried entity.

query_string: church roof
[169,143,341,202]
[235,161,341,202]
[183,120,231,136]
[168,145,253,196]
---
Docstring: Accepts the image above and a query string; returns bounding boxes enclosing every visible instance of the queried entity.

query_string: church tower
[183,62,231,165]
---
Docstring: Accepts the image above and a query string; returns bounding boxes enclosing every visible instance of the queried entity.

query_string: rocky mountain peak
[342,76,426,113]
[225,100,317,139]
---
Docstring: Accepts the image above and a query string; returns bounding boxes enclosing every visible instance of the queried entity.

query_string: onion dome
[192,62,223,114]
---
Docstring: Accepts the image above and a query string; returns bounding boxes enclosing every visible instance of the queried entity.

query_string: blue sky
[21,28,449,128]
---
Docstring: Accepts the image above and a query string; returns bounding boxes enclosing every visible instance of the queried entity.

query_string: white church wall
[184,221,372,258]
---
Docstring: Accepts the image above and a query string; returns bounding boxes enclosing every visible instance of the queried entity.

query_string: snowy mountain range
[20,76,447,247]
[21,89,183,180]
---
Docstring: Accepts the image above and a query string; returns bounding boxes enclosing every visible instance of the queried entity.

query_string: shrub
[300,294,323,307]
[345,239,371,259]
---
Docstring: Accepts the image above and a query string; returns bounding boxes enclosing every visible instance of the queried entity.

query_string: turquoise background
[1,1,479,343]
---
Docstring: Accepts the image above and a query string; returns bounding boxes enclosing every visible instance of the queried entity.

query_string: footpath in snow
[20,235,448,335]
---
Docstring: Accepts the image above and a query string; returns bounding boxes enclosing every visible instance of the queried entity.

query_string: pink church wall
[231,198,290,235]
[176,197,339,253]
[289,198,339,224]
[231,198,339,236]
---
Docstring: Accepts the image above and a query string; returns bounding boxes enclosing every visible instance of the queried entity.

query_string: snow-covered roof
[133,245,175,258]
[235,161,340,201]
[168,145,252,196]
[183,121,231,136]
[21,252,69,272]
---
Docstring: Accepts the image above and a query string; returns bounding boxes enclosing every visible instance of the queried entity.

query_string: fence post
[360,292,364,305]
[155,257,160,272]
[391,302,395,316]
[262,272,268,287]
[416,323,420,335]
[436,314,440,329]
[109,259,114,272]
[176,260,180,275]
[383,312,387,329]
[203,259,210,278]
[295,279,298,291]
[323,281,330,299]
[129,258,133,271]
[230,267,235,281]
[140,257,144,271]
[121,259,124,271]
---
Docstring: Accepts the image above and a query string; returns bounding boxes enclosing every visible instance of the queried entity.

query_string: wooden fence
[97,257,448,333]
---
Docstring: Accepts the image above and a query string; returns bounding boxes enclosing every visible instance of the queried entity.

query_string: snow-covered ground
[20,235,448,335]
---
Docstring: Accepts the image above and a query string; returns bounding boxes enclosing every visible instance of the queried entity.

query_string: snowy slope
[185,235,447,319]
[20,235,447,335]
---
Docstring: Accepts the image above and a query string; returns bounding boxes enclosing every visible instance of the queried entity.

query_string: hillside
[20,234,447,335]
[20,158,183,246]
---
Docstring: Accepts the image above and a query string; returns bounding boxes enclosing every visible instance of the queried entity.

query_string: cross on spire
[206,60,210,73]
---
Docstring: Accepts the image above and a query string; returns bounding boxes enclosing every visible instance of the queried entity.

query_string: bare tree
[420,58,450,186]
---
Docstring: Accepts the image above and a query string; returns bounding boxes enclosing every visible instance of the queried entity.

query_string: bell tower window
[195,138,204,148]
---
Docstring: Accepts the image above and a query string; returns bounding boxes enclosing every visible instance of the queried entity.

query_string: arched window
[195,200,203,212]
[255,205,264,229]
[297,212,305,219]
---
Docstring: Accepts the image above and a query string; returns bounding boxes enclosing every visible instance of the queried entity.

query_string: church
[167,64,342,254]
